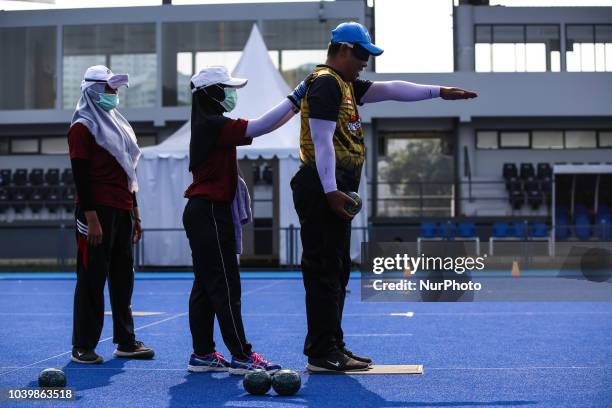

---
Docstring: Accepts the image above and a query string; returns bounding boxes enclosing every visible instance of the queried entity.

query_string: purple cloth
[231,176,252,254]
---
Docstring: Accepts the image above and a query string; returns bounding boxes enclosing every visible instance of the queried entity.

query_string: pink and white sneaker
[188,351,231,372]
[229,352,282,375]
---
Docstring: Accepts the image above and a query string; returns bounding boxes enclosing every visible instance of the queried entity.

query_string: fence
[2,222,611,270]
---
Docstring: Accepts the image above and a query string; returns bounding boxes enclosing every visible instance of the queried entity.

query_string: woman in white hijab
[68,65,154,364]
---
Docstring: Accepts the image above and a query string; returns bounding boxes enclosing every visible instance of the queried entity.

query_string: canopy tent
[137,24,368,266]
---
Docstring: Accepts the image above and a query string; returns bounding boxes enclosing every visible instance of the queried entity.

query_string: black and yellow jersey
[299,65,372,192]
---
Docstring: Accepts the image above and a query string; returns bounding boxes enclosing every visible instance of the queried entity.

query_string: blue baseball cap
[331,22,384,57]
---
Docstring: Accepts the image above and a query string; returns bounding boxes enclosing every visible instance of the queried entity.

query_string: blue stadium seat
[510,221,528,238]
[29,188,44,213]
[555,217,570,241]
[537,162,552,179]
[509,189,524,210]
[595,214,612,240]
[0,169,11,187]
[575,204,588,216]
[0,188,10,213]
[61,169,74,186]
[596,205,610,222]
[45,188,61,213]
[437,221,457,239]
[492,222,509,238]
[13,169,28,186]
[458,222,476,238]
[575,214,592,240]
[419,222,437,238]
[529,222,548,238]
[45,169,60,186]
[520,163,535,180]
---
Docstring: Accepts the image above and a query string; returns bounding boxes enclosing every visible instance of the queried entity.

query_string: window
[377,132,454,217]
[599,131,612,147]
[492,26,524,72]
[476,130,610,149]
[11,138,39,154]
[475,24,559,72]
[0,26,57,110]
[476,131,498,149]
[500,131,529,148]
[565,131,597,148]
[162,19,343,105]
[63,24,156,109]
[567,25,612,72]
[526,25,560,72]
[41,138,69,154]
[262,19,342,86]
[162,21,256,107]
[278,49,327,86]
[532,131,563,149]
[595,25,612,72]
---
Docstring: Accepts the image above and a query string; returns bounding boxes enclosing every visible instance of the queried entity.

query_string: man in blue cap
[292,22,477,372]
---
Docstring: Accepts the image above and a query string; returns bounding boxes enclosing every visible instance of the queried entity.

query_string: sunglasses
[339,42,371,62]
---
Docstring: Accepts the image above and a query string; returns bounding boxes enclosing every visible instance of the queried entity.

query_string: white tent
[137,24,368,266]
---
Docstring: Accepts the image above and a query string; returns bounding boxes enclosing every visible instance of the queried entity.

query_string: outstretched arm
[245,99,297,138]
[361,81,477,104]
[245,74,314,138]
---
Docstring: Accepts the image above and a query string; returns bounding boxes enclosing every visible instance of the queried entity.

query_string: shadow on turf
[166,372,537,407]
[303,375,537,407]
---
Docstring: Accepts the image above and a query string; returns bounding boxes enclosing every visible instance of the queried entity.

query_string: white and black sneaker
[113,341,155,359]
[341,347,373,366]
[306,350,370,372]
[71,347,103,364]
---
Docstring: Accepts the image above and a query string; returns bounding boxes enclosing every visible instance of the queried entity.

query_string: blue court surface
[0,273,611,408]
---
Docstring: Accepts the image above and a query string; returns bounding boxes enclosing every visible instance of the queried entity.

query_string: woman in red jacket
[68,65,154,364]
[183,66,309,374]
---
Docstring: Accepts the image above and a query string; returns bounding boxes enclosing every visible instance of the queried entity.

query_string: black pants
[72,205,136,350]
[183,197,252,359]
[291,167,352,358]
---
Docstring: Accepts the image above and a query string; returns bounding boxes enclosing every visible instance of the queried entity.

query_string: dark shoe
[113,340,155,359]
[306,350,369,372]
[71,347,103,364]
[341,347,373,366]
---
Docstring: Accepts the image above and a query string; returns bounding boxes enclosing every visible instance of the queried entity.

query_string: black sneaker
[341,347,373,366]
[71,347,103,364]
[306,350,370,372]
[113,340,155,359]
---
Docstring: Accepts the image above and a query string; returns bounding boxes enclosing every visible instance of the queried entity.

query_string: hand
[326,191,357,221]
[84,211,103,247]
[133,218,143,244]
[440,87,478,100]
[287,73,316,109]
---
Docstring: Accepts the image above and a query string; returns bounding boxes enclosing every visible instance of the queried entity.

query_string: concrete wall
[0,155,70,171]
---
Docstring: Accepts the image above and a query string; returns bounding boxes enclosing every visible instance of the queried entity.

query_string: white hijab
[71,79,141,193]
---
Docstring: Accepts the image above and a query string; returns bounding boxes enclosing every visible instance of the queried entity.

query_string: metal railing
[373,179,553,217]
[2,222,611,270]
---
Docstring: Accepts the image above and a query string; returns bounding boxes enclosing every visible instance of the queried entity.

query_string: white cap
[82,65,129,90]
[190,66,248,93]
